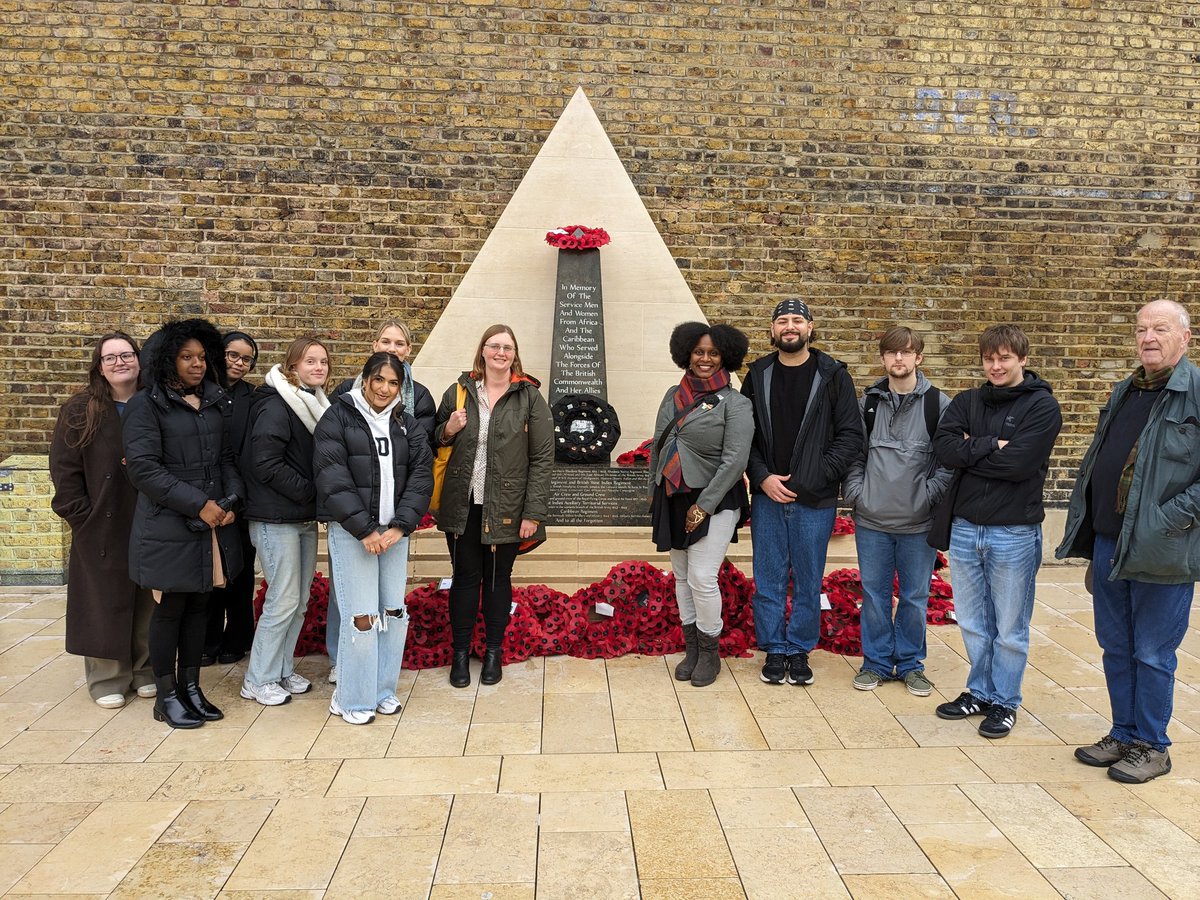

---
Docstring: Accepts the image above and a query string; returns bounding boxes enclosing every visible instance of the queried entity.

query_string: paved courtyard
[0,566,1198,898]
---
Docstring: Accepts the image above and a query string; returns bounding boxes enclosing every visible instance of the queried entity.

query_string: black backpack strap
[922,387,942,440]
[862,393,880,442]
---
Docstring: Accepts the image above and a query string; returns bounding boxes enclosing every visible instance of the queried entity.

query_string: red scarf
[661,368,730,495]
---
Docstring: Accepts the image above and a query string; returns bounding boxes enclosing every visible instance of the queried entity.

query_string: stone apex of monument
[412,87,709,455]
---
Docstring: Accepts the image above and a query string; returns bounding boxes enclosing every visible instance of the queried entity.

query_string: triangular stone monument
[412,87,710,454]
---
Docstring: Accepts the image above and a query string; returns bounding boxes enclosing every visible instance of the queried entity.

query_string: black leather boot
[449,649,471,688]
[152,674,205,729]
[480,647,503,685]
[690,630,722,688]
[674,622,699,681]
[179,666,224,721]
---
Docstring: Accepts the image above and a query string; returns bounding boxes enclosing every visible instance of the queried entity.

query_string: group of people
[652,297,1197,785]
[48,297,1198,783]
[49,318,550,728]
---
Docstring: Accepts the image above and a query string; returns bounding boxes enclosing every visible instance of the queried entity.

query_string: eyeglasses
[882,349,918,358]
[100,351,137,365]
[483,343,515,354]
[225,351,256,366]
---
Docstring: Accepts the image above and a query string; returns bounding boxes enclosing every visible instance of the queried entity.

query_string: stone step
[315,527,859,593]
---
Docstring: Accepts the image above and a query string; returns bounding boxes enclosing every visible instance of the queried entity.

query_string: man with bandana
[1058,300,1200,784]
[741,300,863,686]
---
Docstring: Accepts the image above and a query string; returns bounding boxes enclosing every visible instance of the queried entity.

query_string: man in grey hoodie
[843,326,953,697]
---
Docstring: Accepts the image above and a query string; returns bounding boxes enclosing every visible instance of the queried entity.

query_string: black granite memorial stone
[549,247,607,406]
[544,463,650,527]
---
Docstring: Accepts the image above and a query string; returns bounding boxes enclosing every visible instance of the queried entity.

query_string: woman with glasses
[50,332,157,709]
[202,331,261,666]
[123,318,244,728]
[434,325,553,687]
[315,352,432,724]
[240,337,331,707]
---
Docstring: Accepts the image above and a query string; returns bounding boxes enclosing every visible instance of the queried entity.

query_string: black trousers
[150,591,209,676]
[445,504,520,650]
[205,521,257,654]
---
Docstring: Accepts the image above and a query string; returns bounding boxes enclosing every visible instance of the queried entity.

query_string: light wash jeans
[246,520,318,688]
[750,495,837,654]
[1093,534,1195,751]
[855,525,937,678]
[326,523,410,714]
[326,581,340,665]
[670,509,738,637]
[948,518,1041,710]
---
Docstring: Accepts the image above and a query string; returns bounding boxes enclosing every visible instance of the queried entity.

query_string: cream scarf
[265,364,330,434]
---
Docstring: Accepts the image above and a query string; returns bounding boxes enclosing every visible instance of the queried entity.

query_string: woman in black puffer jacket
[314,352,433,725]
[123,318,244,729]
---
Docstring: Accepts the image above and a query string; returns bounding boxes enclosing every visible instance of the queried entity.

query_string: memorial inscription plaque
[549,247,607,406]
[544,463,650,527]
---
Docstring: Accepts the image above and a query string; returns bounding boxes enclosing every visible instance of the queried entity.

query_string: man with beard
[932,324,1061,739]
[742,300,863,686]
[842,326,953,696]
[1058,300,1199,783]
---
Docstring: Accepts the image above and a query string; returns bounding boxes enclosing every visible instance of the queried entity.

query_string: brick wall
[3,1,1197,500]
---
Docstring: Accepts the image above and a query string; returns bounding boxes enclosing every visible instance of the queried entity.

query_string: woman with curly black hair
[650,322,753,688]
[123,318,244,728]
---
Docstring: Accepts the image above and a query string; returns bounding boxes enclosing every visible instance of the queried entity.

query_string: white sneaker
[95,693,126,709]
[376,695,402,716]
[328,666,338,684]
[240,680,291,706]
[330,694,375,725]
[279,673,312,695]
[135,684,157,698]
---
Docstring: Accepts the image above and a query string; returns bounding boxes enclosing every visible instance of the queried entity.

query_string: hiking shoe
[787,652,814,686]
[279,673,312,695]
[1075,734,1133,768]
[853,670,882,691]
[376,695,403,716]
[978,705,1017,738]
[240,680,291,706]
[760,653,787,684]
[329,694,375,726]
[903,670,934,697]
[935,691,991,720]
[1108,743,1172,784]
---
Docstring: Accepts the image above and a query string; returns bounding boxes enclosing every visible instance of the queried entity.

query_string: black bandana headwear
[772,299,813,322]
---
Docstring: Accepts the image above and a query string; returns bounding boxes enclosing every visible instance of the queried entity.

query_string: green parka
[433,372,554,544]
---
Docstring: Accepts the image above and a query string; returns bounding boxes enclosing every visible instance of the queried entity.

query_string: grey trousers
[83,587,155,699]
[669,509,738,637]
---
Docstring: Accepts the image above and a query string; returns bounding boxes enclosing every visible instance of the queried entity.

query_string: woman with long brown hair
[50,331,157,709]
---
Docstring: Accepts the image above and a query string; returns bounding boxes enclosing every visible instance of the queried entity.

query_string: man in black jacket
[742,300,864,686]
[932,324,1062,739]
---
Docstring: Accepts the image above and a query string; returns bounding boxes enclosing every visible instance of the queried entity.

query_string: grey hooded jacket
[842,372,954,534]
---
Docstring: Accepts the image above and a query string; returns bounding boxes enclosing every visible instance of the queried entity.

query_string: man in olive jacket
[1058,299,1200,784]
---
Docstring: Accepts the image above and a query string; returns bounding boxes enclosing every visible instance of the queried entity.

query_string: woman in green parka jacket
[434,324,554,688]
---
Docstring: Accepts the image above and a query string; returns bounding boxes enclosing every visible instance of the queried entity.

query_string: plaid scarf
[1116,364,1173,515]
[660,368,730,496]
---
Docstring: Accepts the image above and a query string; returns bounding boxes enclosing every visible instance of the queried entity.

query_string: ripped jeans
[326,523,410,714]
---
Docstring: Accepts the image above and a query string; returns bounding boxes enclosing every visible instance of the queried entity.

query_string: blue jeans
[246,521,318,688]
[750,496,836,654]
[1092,533,1194,751]
[948,518,1041,710]
[856,525,937,678]
[326,581,340,665]
[327,523,410,714]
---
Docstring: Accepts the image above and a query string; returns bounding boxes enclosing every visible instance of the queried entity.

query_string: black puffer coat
[331,372,436,450]
[242,385,317,523]
[314,392,434,539]
[123,321,245,593]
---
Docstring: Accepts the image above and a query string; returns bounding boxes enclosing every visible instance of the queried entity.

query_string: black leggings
[446,505,520,650]
[149,591,209,676]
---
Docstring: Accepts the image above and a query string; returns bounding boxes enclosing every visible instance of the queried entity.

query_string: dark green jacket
[433,373,554,544]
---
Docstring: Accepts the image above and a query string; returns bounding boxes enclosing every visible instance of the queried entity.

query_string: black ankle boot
[480,647,503,685]
[152,675,205,729]
[690,630,722,688]
[449,649,471,688]
[179,666,224,721]
[675,622,699,681]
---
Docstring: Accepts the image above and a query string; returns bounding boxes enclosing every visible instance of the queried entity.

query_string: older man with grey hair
[1058,299,1200,783]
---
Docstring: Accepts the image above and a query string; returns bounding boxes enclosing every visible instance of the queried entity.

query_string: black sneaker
[760,653,787,684]
[787,652,814,686]
[935,691,992,720]
[978,705,1017,738]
